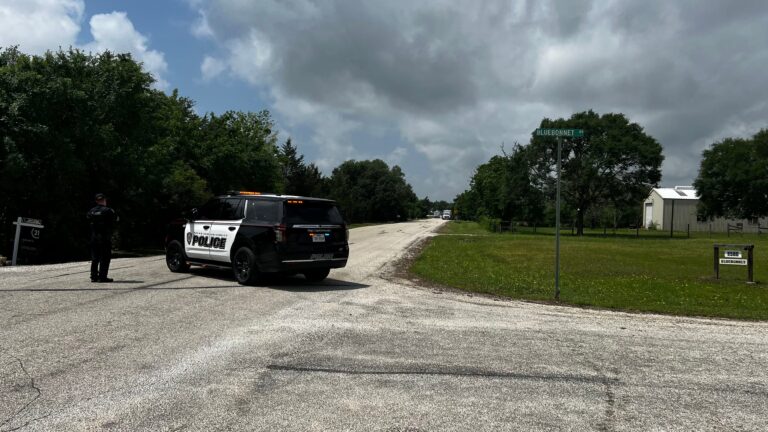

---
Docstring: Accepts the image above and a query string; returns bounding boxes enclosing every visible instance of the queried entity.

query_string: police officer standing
[87,193,117,282]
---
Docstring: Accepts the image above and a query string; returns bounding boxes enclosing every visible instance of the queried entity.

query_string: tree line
[0,47,435,262]
[456,110,768,234]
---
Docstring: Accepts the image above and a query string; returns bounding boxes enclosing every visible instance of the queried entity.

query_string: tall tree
[327,159,419,223]
[195,110,281,194]
[278,138,326,197]
[694,129,768,219]
[455,144,544,224]
[527,111,663,235]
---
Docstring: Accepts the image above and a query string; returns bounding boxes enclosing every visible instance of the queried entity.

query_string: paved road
[1,219,767,431]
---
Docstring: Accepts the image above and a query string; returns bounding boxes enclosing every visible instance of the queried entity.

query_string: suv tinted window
[245,200,280,223]
[198,199,221,219]
[220,198,243,220]
[284,201,344,224]
[198,198,243,220]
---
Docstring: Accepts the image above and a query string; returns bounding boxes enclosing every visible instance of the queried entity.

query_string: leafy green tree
[527,111,663,235]
[196,110,281,195]
[453,190,477,220]
[417,197,433,218]
[278,138,326,197]
[455,145,543,224]
[694,129,768,219]
[327,159,419,223]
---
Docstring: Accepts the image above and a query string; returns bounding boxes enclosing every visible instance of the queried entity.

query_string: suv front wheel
[166,241,190,273]
[233,247,261,285]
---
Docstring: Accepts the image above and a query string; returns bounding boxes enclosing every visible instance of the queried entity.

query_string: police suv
[165,191,349,284]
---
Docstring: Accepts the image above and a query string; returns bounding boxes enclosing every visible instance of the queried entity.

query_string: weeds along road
[1,218,767,431]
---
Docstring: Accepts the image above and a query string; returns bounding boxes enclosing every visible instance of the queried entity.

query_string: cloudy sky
[2,0,767,200]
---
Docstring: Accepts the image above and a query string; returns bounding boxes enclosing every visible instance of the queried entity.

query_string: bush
[479,216,502,232]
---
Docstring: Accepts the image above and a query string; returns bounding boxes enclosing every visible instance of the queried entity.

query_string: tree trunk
[576,209,585,236]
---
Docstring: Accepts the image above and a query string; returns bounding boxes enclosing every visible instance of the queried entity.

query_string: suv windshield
[284,201,344,224]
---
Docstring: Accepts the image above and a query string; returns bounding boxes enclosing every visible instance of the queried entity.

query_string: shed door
[645,203,653,228]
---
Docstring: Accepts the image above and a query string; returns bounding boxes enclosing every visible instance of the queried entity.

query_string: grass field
[410,221,768,320]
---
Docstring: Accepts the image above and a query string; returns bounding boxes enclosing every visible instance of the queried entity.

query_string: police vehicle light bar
[287,200,304,204]
[227,191,261,196]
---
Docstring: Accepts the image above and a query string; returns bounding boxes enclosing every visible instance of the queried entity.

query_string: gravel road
[1,218,766,431]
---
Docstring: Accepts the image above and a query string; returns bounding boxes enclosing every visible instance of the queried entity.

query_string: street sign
[21,217,43,225]
[720,258,747,266]
[535,128,584,137]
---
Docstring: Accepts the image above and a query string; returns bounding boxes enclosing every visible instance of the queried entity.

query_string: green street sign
[535,128,584,138]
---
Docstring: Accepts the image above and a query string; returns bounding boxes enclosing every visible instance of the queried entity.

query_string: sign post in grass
[535,128,585,299]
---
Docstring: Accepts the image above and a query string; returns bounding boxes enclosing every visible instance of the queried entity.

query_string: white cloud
[83,12,169,89]
[0,0,83,54]
[386,147,408,166]
[226,29,274,85]
[200,55,225,81]
[191,8,214,39]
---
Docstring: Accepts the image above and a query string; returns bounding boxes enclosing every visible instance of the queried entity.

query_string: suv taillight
[275,224,286,243]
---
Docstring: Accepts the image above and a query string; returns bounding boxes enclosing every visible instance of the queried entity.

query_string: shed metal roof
[651,186,699,200]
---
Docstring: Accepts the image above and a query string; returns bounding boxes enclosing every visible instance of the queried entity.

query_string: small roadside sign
[12,216,45,266]
[535,128,584,137]
[713,244,755,283]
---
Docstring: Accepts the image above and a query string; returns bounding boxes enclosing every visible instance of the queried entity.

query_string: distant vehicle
[442,210,452,220]
[165,191,349,285]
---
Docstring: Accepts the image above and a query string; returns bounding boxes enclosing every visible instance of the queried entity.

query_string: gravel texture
[1,219,767,431]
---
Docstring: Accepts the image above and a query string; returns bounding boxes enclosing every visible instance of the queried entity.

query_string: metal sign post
[555,136,562,299]
[535,128,585,300]
[12,217,44,266]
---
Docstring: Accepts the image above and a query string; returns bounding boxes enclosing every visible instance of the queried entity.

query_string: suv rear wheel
[304,268,330,282]
[166,241,190,272]
[233,247,259,285]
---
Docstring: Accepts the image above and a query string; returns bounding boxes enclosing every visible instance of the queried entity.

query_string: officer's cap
[94,193,107,201]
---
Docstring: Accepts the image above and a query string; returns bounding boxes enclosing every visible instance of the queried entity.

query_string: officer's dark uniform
[87,194,117,282]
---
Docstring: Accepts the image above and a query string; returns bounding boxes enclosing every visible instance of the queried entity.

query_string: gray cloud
[197,0,768,199]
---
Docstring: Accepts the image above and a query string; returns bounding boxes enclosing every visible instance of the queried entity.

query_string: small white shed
[643,186,768,233]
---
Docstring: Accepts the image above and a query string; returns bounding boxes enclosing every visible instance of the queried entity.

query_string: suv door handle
[228,227,236,231]
[203,225,210,230]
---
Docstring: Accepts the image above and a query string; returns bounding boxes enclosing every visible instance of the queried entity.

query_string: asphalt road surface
[1,219,767,431]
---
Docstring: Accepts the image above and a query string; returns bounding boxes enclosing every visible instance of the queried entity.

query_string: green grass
[437,220,490,235]
[411,222,768,320]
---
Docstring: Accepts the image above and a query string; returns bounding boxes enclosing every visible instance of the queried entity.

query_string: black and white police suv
[165,191,349,284]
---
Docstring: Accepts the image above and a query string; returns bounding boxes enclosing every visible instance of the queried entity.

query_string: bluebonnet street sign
[535,128,584,137]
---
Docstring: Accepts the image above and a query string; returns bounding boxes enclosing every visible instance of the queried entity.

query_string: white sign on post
[12,217,45,266]
[719,258,747,266]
